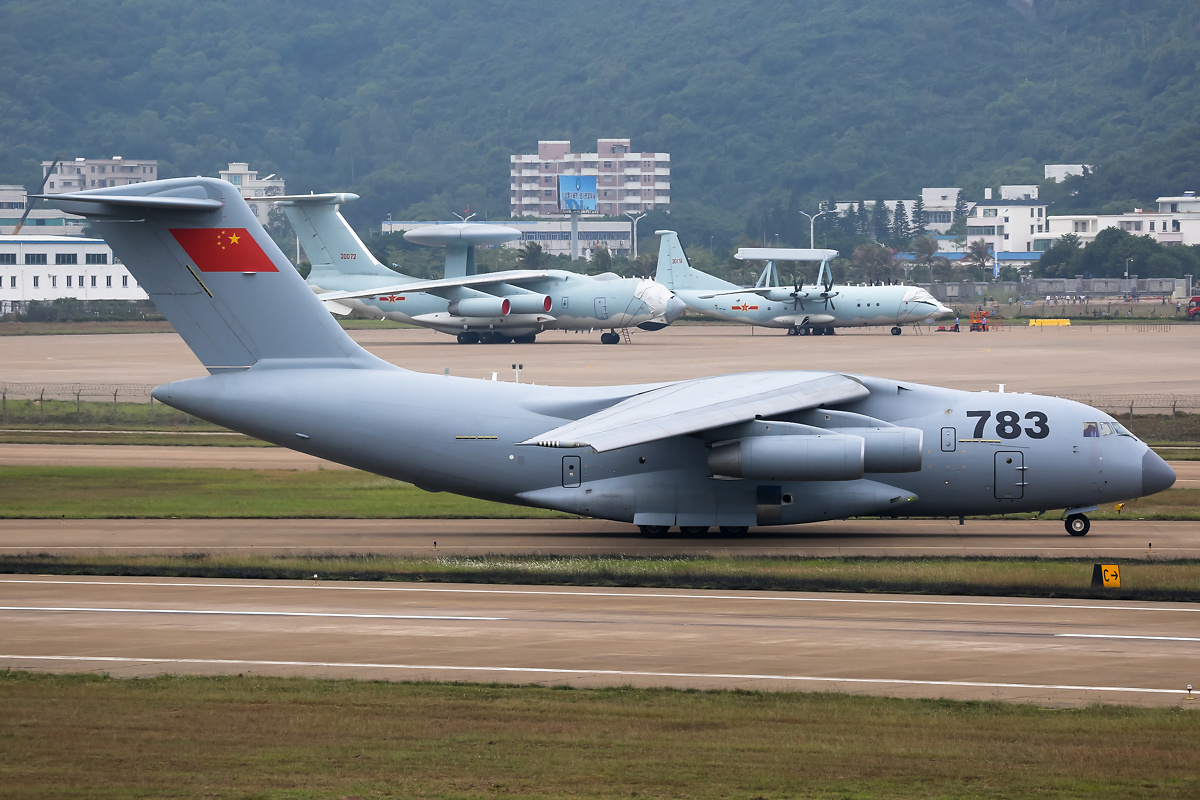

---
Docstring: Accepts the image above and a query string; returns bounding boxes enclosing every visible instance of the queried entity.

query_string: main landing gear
[637,525,750,536]
[600,331,621,345]
[1065,513,1091,536]
[891,326,902,335]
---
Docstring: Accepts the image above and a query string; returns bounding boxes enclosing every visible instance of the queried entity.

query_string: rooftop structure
[219,163,286,226]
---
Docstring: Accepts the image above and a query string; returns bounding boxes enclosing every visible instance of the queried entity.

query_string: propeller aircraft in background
[654,231,952,335]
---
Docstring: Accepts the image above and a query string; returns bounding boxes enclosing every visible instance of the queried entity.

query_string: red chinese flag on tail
[169,228,279,273]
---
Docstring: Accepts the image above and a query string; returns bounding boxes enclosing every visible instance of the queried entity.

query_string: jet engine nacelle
[504,294,553,314]
[448,297,510,317]
[708,434,865,481]
[827,426,924,473]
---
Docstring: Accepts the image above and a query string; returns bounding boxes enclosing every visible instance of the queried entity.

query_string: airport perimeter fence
[0,382,197,426]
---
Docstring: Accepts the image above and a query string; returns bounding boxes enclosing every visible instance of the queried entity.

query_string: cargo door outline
[562,456,581,488]
[994,450,1026,499]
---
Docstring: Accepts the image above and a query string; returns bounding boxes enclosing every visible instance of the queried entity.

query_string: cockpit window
[1083,422,1100,437]
[1098,422,1114,436]
[1111,421,1136,438]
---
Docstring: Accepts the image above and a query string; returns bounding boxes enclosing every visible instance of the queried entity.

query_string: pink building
[510,139,670,218]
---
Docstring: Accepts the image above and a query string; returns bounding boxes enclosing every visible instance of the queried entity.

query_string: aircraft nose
[665,295,687,324]
[1142,449,1176,497]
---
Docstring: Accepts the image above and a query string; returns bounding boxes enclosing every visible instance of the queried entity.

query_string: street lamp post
[797,209,828,249]
[624,210,647,259]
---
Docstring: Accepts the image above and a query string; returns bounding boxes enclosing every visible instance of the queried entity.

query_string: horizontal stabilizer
[33,192,222,216]
[520,371,869,452]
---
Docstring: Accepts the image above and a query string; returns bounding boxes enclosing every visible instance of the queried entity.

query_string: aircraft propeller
[816,262,838,311]
[788,275,806,311]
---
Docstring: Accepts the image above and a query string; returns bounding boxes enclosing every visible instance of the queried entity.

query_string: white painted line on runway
[1056,633,1200,642]
[0,654,1184,697]
[3,577,1197,614]
[0,606,504,621]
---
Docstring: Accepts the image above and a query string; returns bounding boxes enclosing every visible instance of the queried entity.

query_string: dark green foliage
[1036,228,1200,278]
[2,0,1199,243]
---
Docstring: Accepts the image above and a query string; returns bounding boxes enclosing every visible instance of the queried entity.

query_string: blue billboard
[557,175,598,213]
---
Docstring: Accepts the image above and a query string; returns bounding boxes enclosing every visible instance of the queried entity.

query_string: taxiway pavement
[0,517,1194,558]
[2,323,1199,396]
[1,575,1195,707]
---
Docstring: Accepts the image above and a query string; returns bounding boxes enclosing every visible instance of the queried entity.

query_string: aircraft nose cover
[665,295,687,323]
[1142,449,1176,496]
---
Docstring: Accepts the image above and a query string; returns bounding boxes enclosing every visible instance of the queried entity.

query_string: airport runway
[1,517,1195,558]
[1,575,1195,707]
[2,323,1199,396]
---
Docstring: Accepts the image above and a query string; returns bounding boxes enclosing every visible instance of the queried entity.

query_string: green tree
[911,195,927,237]
[518,241,547,269]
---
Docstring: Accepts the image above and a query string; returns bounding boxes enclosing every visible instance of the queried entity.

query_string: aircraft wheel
[891,326,902,335]
[787,325,800,336]
[1065,514,1091,536]
[514,334,537,344]
[798,328,810,336]
[456,332,479,345]
[678,525,710,535]
[492,335,513,344]
[718,526,749,535]
[638,524,670,536]
[601,332,620,344]
[477,332,497,345]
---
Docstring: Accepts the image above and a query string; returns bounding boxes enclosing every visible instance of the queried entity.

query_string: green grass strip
[1,672,1197,799]
[6,553,1200,602]
[0,466,566,519]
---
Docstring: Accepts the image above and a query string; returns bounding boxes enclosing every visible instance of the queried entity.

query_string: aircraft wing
[695,286,806,299]
[519,371,868,452]
[315,270,556,301]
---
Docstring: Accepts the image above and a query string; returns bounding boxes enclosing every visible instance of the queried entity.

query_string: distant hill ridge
[2,0,1197,229]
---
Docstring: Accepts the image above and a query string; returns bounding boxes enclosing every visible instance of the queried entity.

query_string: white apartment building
[510,139,670,218]
[965,188,1049,255]
[381,219,634,259]
[0,235,147,313]
[1045,192,1200,248]
[219,162,286,226]
[42,156,158,193]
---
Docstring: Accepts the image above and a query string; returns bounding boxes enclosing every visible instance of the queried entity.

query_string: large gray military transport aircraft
[655,230,952,335]
[274,193,683,344]
[41,179,1175,536]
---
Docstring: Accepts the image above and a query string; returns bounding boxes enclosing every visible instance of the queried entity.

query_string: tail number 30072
[966,410,1049,440]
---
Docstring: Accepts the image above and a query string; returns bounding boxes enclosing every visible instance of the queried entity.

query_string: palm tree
[963,239,993,277]
[518,241,546,269]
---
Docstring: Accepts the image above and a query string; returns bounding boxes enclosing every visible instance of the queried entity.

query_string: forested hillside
[2,0,1198,241]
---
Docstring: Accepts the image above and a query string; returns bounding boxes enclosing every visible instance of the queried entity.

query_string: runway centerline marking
[0,654,1184,697]
[3,577,1197,614]
[0,606,505,621]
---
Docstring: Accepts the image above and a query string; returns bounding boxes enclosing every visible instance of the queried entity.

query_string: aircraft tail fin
[40,179,386,374]
[654,230,737,291]
[272,193,404,280]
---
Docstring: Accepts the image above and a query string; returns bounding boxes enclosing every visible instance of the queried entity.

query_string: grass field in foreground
[0,464,1196,520]
[6,553,1200,602]
[1,672,1196,799]
[0,466,566,519]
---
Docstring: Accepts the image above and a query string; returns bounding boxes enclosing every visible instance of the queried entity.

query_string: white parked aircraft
[275,193,683,344]
[655,231,952,335]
